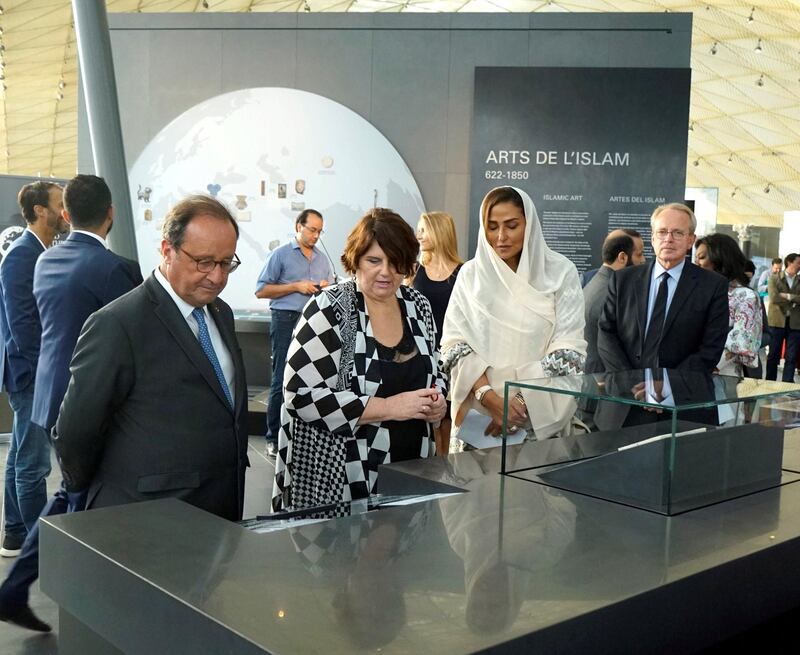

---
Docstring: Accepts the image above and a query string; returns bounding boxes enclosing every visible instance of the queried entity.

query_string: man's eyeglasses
[302,225,324,236]
[178,247,241,273]
[654,229,689,241]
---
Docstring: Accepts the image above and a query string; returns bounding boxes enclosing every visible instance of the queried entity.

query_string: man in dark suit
[583,231,635,374]
[53,195,248,522]
[0,181,65,557]
[598,203,728,373]
[0,175,143,632]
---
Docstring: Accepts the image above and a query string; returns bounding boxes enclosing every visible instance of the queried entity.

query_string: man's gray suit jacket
[583,265,614,374]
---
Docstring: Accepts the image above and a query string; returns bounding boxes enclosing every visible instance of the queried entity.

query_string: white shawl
[441,186,586,441]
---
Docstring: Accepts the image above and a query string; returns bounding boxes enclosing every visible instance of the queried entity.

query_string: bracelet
[474,384,493,404]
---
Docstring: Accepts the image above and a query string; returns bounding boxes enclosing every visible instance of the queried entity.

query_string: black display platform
[38,432,800,654]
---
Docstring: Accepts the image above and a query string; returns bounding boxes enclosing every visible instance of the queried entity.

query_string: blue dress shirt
[255,239,333,312]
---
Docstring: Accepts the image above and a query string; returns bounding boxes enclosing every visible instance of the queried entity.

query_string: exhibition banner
[470,67,691,270]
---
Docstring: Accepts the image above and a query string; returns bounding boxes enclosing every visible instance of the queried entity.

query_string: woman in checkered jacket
[271,209,447,513]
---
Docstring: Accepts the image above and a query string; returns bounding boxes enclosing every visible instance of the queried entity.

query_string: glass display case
[502,369,800,515]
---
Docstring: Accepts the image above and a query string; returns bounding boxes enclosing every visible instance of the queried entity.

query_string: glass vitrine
[502,369,800,515]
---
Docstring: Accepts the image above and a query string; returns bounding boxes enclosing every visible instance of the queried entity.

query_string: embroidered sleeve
[542,349,585,377]
[283,290,368,438]
[725,287,762,367]
[440,341,474,375]
[545,270,587,374]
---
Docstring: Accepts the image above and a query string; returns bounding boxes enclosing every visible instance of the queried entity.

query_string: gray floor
[0,433,275,654]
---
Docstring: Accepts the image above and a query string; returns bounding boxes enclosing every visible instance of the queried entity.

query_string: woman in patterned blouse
[440,186,587,450]
[694,233,762,376]
[272,209,447,513]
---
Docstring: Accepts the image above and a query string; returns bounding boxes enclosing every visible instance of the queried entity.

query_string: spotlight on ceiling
[689,122,694,131]
[303,1,311,11]
[202,0,209,8]
[756,74,764,87]
[748,7,755,23]
[710,42,718,55]
[731,188,738,198]
[58,80,65,90]
[728,153,733,163]
[764,183,771,194]
[755,39,763,53]
[693,159,700,167]
[0,6,4,15]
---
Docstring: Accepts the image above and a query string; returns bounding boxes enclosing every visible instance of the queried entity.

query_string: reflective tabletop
[41,432,800,653]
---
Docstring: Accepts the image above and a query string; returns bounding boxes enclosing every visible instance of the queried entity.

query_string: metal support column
[71,0,138,261]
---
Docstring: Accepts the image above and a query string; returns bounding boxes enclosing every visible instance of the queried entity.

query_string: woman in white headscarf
[440,186,586,450]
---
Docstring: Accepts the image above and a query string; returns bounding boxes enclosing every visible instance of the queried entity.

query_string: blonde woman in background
[412,212,463,454]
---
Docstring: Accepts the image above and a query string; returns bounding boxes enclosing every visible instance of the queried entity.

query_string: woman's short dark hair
[481,187,525,225]
[341,208,418,277]
[162,195,239,248]
[695,233,748,285]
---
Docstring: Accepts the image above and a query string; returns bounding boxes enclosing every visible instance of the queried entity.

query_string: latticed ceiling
[0,1,798,226]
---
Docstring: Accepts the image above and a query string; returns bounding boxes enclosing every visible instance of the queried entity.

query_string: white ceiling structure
[0,0,797,227]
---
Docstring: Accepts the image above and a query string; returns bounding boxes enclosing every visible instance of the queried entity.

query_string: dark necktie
[642,272,670,369]
[192,307,234,408]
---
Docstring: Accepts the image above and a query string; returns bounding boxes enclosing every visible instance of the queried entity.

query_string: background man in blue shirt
[255,209,333,458]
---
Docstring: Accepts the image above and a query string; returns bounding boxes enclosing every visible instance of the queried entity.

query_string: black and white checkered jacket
[271,280,446,513]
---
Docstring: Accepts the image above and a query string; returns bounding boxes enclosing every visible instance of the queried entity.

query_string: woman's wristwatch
[474,384,493,404]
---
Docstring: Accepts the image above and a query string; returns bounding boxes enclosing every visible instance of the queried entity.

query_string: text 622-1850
[484,170,529,180]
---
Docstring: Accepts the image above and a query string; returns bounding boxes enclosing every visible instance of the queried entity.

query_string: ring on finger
[509,425,518,433]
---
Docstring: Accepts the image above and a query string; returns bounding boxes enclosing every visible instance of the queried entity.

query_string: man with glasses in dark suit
[53,195,248,522]
[598,203,728,374]
[255,209,332,459]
